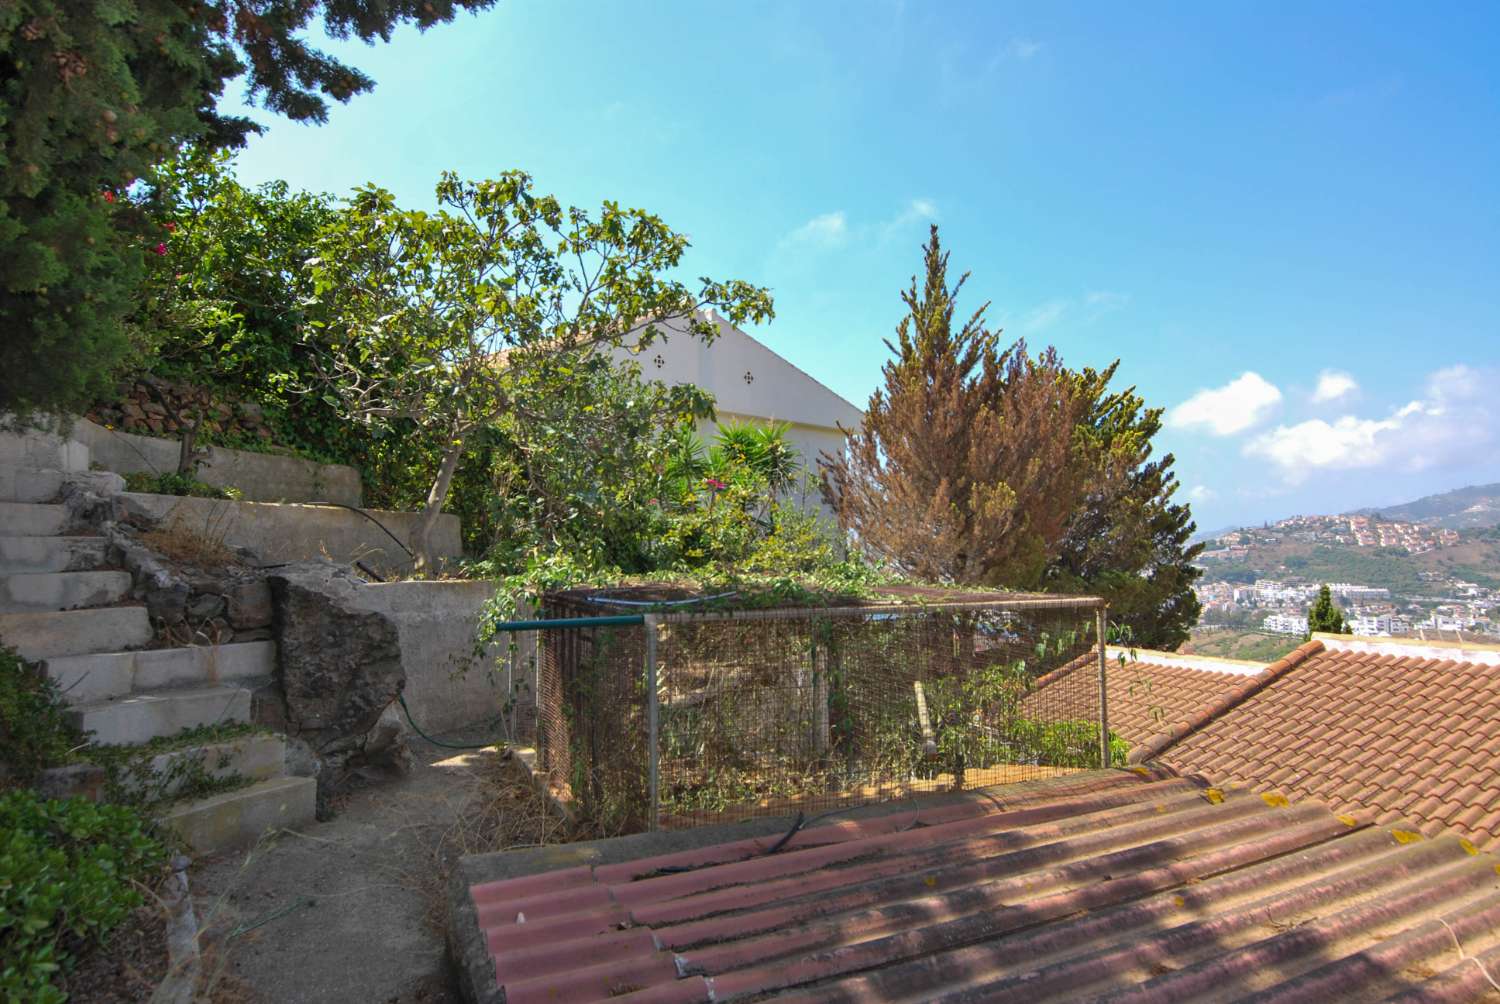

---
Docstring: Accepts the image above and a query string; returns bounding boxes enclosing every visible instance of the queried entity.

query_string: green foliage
[301,169,774,569]
[473,404,882,629]
[0,790,166,1004]
[1184,629,1303,664]
[122,469,239,500]
[0,645,84,784]
[0,0,217,417]
[1,1,497,417]
[1044,378,1203,649]
[1307,584,1350,635]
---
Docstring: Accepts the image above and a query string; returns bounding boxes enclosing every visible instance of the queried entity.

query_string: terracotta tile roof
[1022,649,1257,748]
[456,770,1500,1002]
[1137,639,1500,850]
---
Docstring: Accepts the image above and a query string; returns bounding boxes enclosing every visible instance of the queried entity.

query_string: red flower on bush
[151,242,167,256]
[101,190,116,203]
[163,221,176,232]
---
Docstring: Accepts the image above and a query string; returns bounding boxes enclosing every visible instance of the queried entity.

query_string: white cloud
[1167,372,1283,436]
[784,211,848,248]
[1427,363,1480,405]
[1085,290,1129,310]
[1187,485,1217,503]
[1244,365,1496,483]
[1010,38,1043,60]
[878,198,939,242]
[904,197,937,221]
[1311,369,1358,403]
[1021,299,1068,333]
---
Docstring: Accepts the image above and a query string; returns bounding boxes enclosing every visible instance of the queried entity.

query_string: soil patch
[190,727,550,1004]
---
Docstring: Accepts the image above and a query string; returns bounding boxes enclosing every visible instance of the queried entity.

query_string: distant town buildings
[1191,512,1498,641]
[1263,613,1309,635]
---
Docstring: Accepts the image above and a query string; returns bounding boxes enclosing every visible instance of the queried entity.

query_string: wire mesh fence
[529,591,1117,833]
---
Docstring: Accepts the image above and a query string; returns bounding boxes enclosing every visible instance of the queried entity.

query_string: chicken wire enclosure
[531,589,1116,833]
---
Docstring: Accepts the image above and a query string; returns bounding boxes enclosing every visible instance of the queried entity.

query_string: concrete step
[0,569,132,614]
[0,535,109,574]
[109,732,288,801]
[0,502,68,537]
[160,775,317,853]
[0,467,127,504]
[0,467,62,503]
[45,641,276,705]
[68,684,250,746]
[0,605,152,661]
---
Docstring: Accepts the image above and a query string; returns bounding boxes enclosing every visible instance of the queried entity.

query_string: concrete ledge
[0,569,132,614]
[73,418,363,506]
[71,685,251,746]
[122,733,287,799]
[0,536,109,574]
[119,493,462,576]
[0,502,68,537]
[160,775,317,853]
[0,606,153,661]
[45,641,276,705]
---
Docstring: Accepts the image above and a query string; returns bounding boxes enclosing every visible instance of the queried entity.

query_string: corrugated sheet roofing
[463,769,1500,1002]
[1140,639,1500,850]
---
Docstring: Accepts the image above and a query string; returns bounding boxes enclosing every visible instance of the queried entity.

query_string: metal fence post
[1096,605,1110,769]
[644,614,660,832]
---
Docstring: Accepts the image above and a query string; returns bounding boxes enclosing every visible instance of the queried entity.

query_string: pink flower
[704,477,728,491]
[151,242,167,256]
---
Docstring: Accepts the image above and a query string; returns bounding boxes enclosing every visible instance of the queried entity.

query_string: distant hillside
[1351,483,1500,530]
[1198,526,1500,595]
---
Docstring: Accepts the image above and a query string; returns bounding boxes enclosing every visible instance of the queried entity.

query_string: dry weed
[384,748,577,931]
[141,512,240,569]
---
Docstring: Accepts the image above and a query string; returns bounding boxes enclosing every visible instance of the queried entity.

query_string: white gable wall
[610,311,862,475]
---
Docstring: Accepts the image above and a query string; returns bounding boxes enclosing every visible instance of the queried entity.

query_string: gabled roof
[1024,648,1261,748]
[613,310,864,432]
[1134,636,1500,849]
[453,769,1500,1003]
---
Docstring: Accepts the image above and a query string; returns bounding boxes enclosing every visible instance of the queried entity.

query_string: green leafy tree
[303,170,773,571]
[1307,584,1350,635]
[1,0,496,417]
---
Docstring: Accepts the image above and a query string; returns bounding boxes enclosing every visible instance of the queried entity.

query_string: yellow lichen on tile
[1261,792,1289,808]
[1390,829,1423,845]
[1203,787,1225,805]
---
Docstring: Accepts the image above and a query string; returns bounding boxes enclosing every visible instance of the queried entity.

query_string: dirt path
[190,729,531,1004]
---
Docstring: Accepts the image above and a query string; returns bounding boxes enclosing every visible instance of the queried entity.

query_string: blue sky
[221,1,1499,533]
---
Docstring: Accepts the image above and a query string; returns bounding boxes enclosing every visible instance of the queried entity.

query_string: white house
[612,310,864,492]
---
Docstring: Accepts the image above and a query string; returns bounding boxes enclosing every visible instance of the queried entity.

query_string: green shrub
[121,470,240,500]
[0,646,84,784]
[0,790,167,1004]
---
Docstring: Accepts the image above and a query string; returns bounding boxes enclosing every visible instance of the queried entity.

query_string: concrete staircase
[0,425,315,853]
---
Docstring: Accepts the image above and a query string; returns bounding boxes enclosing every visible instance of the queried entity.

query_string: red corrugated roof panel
[462,770,1500,1002]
